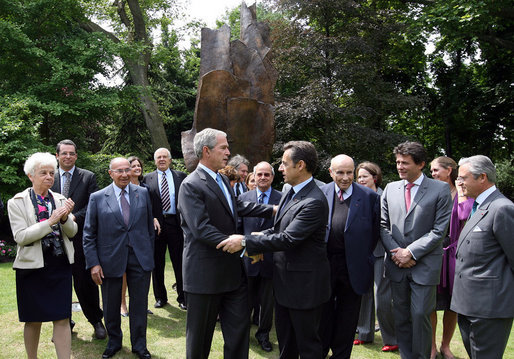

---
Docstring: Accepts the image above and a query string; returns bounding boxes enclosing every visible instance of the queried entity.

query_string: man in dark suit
[451,155,514,359]
[228,154,250,196]
[239,161,282,352]
[83,157,154,359]
[319,154,380,359]
[381,142,452,359]
[178,128,274,359]
[142,148,187,310]
[51,139,106,339]
[218,140,331,359]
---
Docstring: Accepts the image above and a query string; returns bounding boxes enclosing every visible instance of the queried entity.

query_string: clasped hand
[216,234,264,264]
[390,247,417,268]
[48,198,75,226]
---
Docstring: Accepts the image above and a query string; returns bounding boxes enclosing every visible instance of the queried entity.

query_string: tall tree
[80,0,174,150]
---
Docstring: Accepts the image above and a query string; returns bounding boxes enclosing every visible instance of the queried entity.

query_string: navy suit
[320,182,380,359]
[240,188,282,343]
[83,183,155,353]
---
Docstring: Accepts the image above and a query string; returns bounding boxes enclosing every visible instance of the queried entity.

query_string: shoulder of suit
[239,189,256,201]
[74,167,95,176]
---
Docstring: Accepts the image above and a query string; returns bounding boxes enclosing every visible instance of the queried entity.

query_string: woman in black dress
[7,152,77,359]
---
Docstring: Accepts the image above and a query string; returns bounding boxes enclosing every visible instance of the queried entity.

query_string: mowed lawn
[1,259,513,359]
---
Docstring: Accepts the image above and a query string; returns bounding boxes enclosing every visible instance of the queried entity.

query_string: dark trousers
[153,215,184,304]
[185,282,250,359]
[275,301,323,359]
[458,314,513,359]
[72,235,103,324]
[320,275,362,359]
[102,248,151,352]
[391,276,435,359]
[247,275,274,341]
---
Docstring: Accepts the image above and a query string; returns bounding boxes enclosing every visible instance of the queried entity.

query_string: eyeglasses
[111,168,131,174]
[60,152,76,157]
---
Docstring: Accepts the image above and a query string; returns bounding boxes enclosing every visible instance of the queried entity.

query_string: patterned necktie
[120,189,130,226]
[405,183,415,212]
[338,190,343,201]
[62,172,71,198]
[161,172,171,212]
[258,192,266,204]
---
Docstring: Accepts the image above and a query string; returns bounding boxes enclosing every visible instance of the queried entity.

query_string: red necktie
[405,183,415,212]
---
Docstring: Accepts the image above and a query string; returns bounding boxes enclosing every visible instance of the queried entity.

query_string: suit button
[459,274,462,278]
[467,240,470,244]
[461,258,463,262]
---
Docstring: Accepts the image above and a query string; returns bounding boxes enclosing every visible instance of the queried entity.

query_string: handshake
[216,233,264,263]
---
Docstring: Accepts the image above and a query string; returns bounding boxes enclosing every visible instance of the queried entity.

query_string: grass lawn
[1,259,513,358]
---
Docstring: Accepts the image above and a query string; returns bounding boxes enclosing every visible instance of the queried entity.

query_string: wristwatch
[241,238,246,247]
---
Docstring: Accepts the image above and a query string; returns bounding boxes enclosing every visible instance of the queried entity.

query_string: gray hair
[24,152,57,176]
[193,128,227,158]
[154,147,172,160]
[228,154,250,169]
[459,155,496,183]
[253,161,275,176]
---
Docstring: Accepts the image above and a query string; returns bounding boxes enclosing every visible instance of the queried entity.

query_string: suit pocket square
[472,226,483,232]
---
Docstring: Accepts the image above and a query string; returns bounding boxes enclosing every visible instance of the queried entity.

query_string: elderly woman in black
[8,152,77,359]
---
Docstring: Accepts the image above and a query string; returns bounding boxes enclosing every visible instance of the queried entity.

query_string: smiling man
[83,158,155,359]
[380,141,452,359]
[177,128,274,359]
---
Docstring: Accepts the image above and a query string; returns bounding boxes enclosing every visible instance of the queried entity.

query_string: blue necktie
[258,193,266,204]
[278,189,294,215]
[216,173,234,214]
[469,200,478,218]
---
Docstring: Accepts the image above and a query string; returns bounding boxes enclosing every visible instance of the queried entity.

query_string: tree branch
[79,20,120,43]
[126,0,148,43]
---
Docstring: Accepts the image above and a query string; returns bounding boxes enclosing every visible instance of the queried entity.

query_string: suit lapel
[275,180,313,224]
[105,184,126,228]
[198,168,234,218]
[128,183,139,228]
[67,168,81,198]
[345,184,361,230]
[407,177,428,216]
[171,170,180,207]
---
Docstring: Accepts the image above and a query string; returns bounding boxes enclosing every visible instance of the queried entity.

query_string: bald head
[329,154,355,191]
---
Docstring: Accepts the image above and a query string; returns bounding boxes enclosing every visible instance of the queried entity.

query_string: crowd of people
[6,128,514,359]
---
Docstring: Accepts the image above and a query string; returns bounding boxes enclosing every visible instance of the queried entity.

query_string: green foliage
[0,97,52,199]
[496,156,514,201]
[0,240,16,259]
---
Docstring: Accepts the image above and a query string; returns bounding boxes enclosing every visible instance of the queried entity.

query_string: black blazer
[51,167,98,235]
[178,167,274,294]
[142,169,186,223]
[246,179,331,310]
[239,188,282,278]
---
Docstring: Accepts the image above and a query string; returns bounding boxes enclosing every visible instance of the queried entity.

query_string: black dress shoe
[258,338,272,352]
[178,302,187,310]
[132,348,151,359]
[94,321,107,340]
[102,347,121,358]
[154,299,167,308]
[70,319,75,333]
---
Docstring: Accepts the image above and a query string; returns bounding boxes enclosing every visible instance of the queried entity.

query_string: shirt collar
[112,182,130,197]
[198,163,217,181]
[404,173,424,187]
[256,187,272,198]
[59,166,76,176]
[334,182,353,198]
[159,168,171,176]
[475,185,496,206]
[291,177,313,196]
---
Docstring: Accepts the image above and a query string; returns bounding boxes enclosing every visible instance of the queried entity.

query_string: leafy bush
[0,239,16,259]
[496,156,514,201]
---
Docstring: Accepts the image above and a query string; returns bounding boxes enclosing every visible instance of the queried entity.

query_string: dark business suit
[178,167,273,359]
[83,183,155,353]
[451,189,514,359]
[245,179,331,358]
[143,169,187,304]
[239,188,282,343]
[381,176,452,359]
[51,167,102,325]
[320,182,380,359]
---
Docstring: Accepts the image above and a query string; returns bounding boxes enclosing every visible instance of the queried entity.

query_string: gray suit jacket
[451,189,514,318]
[83,183,155,277]
[380,176,452,285]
